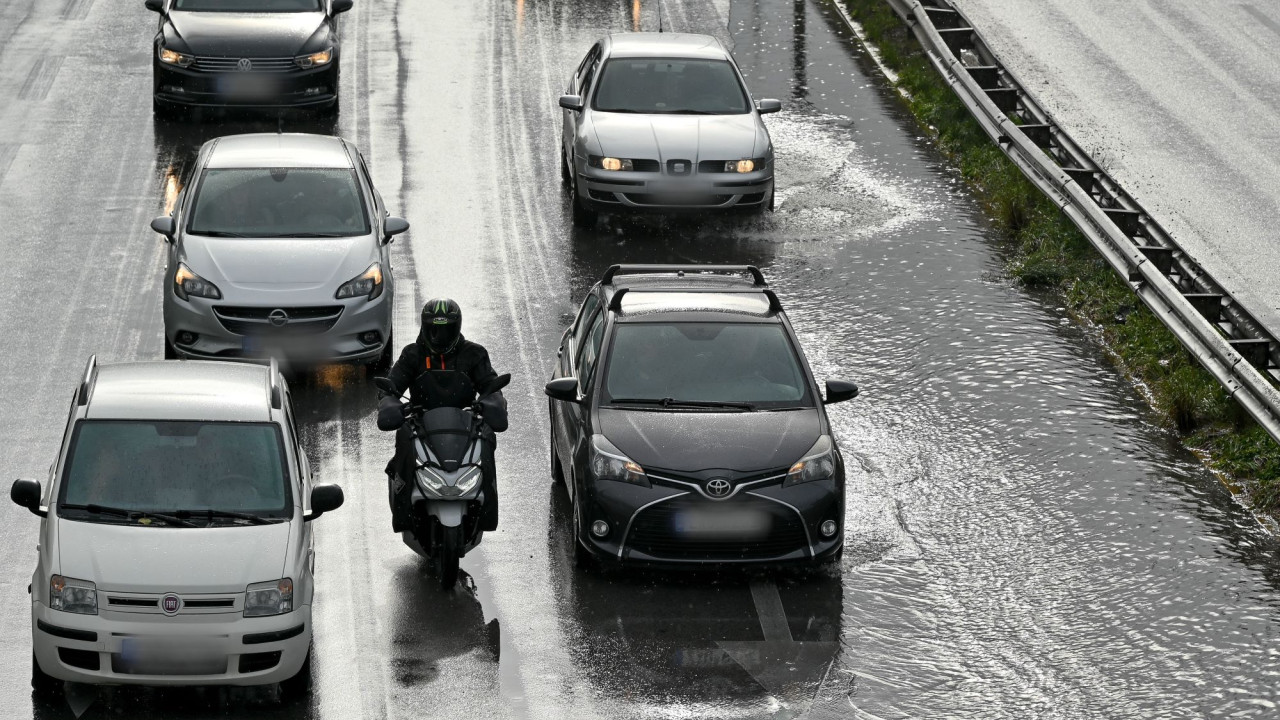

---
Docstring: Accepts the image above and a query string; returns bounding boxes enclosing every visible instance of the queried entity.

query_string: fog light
[359,331,381,346]
[590,520,610,538]
[176,331,198,346]
[820,520,838,538]
[305,86,325,96]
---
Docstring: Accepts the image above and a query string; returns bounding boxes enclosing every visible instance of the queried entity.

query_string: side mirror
[823,379,859,405]
[332,0,354,13]
[544,377,580,403]
[558,94,584,112]
[383,216,409,243]
[756,98,782,115]
[373,376,399,396]
[306,483,345,520]
[151,215,175,241]
[11,479,45,517]
[144,0,164,12]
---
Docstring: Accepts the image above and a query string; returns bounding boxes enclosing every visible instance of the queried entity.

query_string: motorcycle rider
[377,298,507,533]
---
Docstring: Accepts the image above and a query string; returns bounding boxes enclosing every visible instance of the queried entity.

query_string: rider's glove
[478,391,509,433]
[377,395,405,431]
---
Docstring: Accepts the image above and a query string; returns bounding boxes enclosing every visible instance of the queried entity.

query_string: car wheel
[152,96,179,122]
[570,496,598,571]
[372,330,393,373]
[568,156,598,228]
[560,145,572,188]
[31,653,60,698]
[280,645,313,699]
[164,336,178,360]
[550,429,565,486]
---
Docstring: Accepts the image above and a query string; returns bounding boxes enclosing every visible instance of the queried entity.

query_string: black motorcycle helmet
[420,298,462,354]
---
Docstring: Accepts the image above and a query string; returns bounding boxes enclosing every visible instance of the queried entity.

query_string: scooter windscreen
[421,406,476,470]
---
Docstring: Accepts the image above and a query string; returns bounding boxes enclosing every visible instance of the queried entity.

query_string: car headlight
[174,262,222,301]
[50,575,97,615]
[784,436,836,487]
[244,578,293,617]
[589,435,649,487]
[295,47,333,69]
[158,46,194,68]
[588,155,634,172]
[415,465,483,497]
[724,158,766,173]
[335,262,383,300]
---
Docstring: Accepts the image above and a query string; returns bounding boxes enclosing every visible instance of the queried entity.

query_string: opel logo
[161,593,182,616]
[705,478,731,498]
[237,58,253,72]
[268,309,290,327]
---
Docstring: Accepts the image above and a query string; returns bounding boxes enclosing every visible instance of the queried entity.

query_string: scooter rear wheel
[438,524,463,589]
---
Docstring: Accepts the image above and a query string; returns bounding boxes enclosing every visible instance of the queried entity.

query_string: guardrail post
[1229,339,1274,371]
[1183,293,1223,323]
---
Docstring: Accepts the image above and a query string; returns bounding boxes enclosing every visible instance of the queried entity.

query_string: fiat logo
[705,478,731,498]
[161,593,182,616]
[268,309,290,327]
[237,58,253,72]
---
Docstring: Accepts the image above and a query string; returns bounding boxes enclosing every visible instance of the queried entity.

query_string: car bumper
[577,476,843,567]
[577,169,774,212]
[163,284,392,365]
[32,602,312,687]
[154,59,338,109]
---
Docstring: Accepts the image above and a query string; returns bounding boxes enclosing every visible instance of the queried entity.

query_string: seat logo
[237,58,253,72]
[268,309,290,327]
[705,478,731,498]
[161,593,182,616]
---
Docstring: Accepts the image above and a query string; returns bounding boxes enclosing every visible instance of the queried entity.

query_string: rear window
[58,420,291,520]
[188,167,369,238]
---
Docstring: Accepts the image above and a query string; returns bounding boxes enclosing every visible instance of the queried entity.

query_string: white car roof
[205,133,353,169]
[606,32,730,61]
[85,362,275,422]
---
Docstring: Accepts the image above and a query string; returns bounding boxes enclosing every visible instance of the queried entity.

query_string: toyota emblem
[237,58,253,72]
[268,309,290,327]
[161,593,182,616]
[705,478,731,498]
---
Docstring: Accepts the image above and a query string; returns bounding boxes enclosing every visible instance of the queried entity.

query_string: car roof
[606,32,730,60]
[85,361,275,422]
[205,133,353,169]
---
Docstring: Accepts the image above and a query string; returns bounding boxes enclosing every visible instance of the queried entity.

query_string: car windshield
[604,323,812,409]
[187,168,369,237]
[592,58,750,114]
[58,420,291,523]
[173,0,321,11]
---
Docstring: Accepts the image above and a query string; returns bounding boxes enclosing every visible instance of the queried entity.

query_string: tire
[164,337,178,360]
[280,646,313,699]
[438,524,462,589]
[568,155,598,228]
[372,330,393,374]
[549,417,565,486]
[153,96,179,121]
[570,498,597,571]
[560,145,572,188]
[31,653,59,698]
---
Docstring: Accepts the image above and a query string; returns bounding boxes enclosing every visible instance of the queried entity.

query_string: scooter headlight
[415,465,483,497]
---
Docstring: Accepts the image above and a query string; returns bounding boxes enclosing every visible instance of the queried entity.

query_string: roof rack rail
[268,357,283,409]
[76,354,98,407]
[608,286,786,314]
[601,264,767,287]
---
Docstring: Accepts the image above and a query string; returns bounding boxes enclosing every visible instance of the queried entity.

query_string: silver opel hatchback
[154,133,409,367]
[558,33,782,226]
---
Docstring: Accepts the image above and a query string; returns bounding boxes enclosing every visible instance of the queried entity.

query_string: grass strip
[836,0,1280,514]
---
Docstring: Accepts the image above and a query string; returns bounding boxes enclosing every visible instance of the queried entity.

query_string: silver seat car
[558,33,782,226]
[154,133,409,367]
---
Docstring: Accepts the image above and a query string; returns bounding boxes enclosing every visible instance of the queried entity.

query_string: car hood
[598,408,820,474]
[183,235,374,290]
[57,520,290,594]
[166,11,326,57]
[587,112,767,162]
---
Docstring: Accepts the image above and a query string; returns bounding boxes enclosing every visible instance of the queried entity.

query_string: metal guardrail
[835,0,1280,445]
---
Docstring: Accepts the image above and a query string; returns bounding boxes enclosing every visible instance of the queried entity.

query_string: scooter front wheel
[438,524,463,589]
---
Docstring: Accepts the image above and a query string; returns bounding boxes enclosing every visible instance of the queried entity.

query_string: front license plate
[217,74,277,99]
[119,637,226,676]
[672,509,772,539]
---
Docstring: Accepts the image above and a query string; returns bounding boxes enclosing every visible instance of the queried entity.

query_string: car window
[188,167,370,238]
[603,323,812,408]
[173,0,321,11]
[572,293,601,339]
[58,420,291,521]
[576,45,600,92]
[577,312,606,393]
[592,58,749,115]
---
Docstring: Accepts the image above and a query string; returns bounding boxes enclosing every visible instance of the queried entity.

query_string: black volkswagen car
[147,0,351,116]
[546,265,859,568]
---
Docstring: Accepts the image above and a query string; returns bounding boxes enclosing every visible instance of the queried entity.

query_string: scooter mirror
[481,373,512,396]
[373,377,398,396]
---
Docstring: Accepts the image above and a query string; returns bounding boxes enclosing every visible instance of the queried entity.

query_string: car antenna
[658,0,664,33]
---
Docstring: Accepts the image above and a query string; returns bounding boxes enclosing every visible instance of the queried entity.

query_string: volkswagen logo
[705,478,732,498]
[268,309,290,327]
[237,58,253,72]
[160,593,182,616]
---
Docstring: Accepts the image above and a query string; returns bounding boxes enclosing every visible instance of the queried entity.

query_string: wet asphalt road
[2,0,1280,718]
[951,0,1280,338]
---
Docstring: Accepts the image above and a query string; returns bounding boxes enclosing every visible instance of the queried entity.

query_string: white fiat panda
[10,357,343,695]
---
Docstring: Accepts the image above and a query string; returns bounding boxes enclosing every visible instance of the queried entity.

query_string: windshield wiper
[60,504,198,527]
[196,230,250,238]
[174,508,276,526]
[656,109,719,115]
[609,397,756,411]
[596,108,643,114]
[259,232,352,238]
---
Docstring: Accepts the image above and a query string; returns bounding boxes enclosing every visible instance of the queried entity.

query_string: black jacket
[380,334,508,432]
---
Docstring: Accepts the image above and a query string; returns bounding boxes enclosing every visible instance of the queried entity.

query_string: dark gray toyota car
[545,265,858,568]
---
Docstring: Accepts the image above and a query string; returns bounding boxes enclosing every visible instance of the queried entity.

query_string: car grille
[622,193,733,207]
[106,594,237,614]
[213,305,344,336]
[625,494,808,561]
[190,56,300,74]
[666,158,693,176]
[631,159,661,172]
